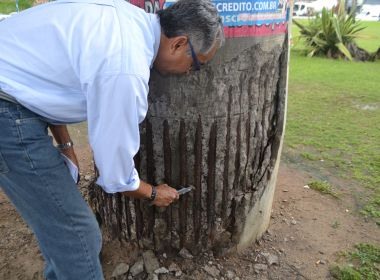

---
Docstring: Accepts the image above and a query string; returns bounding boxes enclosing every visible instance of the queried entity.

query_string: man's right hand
[123,180,179,207]
[152,184,179,207]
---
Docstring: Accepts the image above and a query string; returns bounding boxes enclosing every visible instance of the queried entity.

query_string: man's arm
[49,124,79,169]
[49,125,178,206]
[85,73,179,206]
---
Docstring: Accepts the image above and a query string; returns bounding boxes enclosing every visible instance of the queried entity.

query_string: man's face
[153,35,219,76]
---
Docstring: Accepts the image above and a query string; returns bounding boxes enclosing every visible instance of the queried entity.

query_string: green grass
[309,181,339,198]
[287,21,380,221]
[330,243,380,280]
[361,195,380,223]
[356,22,380,52]
[287,52,380,187]
[0,0,33,14]
[301,152,319,161]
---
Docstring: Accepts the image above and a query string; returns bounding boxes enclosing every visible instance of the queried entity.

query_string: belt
[0,89,19,104]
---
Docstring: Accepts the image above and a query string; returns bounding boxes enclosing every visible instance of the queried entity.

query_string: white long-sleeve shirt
[0,0,161,193]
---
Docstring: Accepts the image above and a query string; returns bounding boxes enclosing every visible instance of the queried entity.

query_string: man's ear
[170,36,188,54]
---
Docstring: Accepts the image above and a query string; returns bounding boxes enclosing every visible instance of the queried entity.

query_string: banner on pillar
[129,0,290,38]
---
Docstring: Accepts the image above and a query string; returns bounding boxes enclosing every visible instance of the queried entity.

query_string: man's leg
[0,100,103,280]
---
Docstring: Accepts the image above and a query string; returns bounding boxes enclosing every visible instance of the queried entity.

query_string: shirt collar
[150,14,161,69]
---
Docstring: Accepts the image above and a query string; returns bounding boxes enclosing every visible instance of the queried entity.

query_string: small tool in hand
[177,185,194,195]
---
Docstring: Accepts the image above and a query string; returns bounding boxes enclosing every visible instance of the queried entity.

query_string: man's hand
[48,124,80,180]
[152,184,179,207]
[123,180,179,207]
[60,147,80,171]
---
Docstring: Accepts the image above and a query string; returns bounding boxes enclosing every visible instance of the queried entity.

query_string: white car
[293,0,337,16]
[309,0,337,13]
[356,4,380,21]
[293,2,314,16]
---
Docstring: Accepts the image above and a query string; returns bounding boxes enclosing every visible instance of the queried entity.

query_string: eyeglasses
[188,40,201,71]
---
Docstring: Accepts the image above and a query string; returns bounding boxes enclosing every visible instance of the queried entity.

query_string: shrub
[292,1,377,61]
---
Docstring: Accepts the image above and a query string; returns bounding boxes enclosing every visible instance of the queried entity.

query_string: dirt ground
[0,125,379,279]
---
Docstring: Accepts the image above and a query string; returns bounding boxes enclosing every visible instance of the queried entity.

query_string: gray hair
[157,0,225,54]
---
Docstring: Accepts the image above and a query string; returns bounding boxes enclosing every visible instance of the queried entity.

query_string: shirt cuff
[96,168,141,194]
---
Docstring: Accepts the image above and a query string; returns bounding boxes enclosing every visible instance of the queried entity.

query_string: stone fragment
[178,248,193,259]
[226,270,235,279]
[261,252,279,266]
[154,267,169,274]
[146,273,158,280]
[254,264,268,273]
[203,265,220,277]
[130,259,144,277]
[143,250,160,274]
[168,263,181,272]
[111,263,129,278]
[316,259,326,265]
[168,262,182,277]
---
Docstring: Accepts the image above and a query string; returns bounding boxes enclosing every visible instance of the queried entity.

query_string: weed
[301,152,319,161]
[330,243,380,280]
[330,265,361,280]
[309,181,338,198]
[331,221,340,229]
[360,195,380,225]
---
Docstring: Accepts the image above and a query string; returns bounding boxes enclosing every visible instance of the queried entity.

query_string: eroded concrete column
[89,0,290,255]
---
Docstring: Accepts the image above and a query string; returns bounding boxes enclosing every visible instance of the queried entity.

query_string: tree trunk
[89,1,290,256]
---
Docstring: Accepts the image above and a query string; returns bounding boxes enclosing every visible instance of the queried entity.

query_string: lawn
[287,20,380,220]
[0,0,33,14]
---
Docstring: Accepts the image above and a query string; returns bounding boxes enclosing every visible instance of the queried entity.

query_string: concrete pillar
[89,0,290,255]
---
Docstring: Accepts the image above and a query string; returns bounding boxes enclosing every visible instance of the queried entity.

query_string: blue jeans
[0,100,103,280]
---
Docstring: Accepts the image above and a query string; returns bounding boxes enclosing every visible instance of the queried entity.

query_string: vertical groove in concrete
[134,199,143,240]
[106,194,114,238]
[207,121,217,238]
[222,90,232,221]
[115,193,123,241]
[193,116,202,245]
[124,197,132,238]
[179,119,188,247]
[233,116,242,196]
[243,112,252,193]
[163,120,173,241]
[145,119,156,240]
